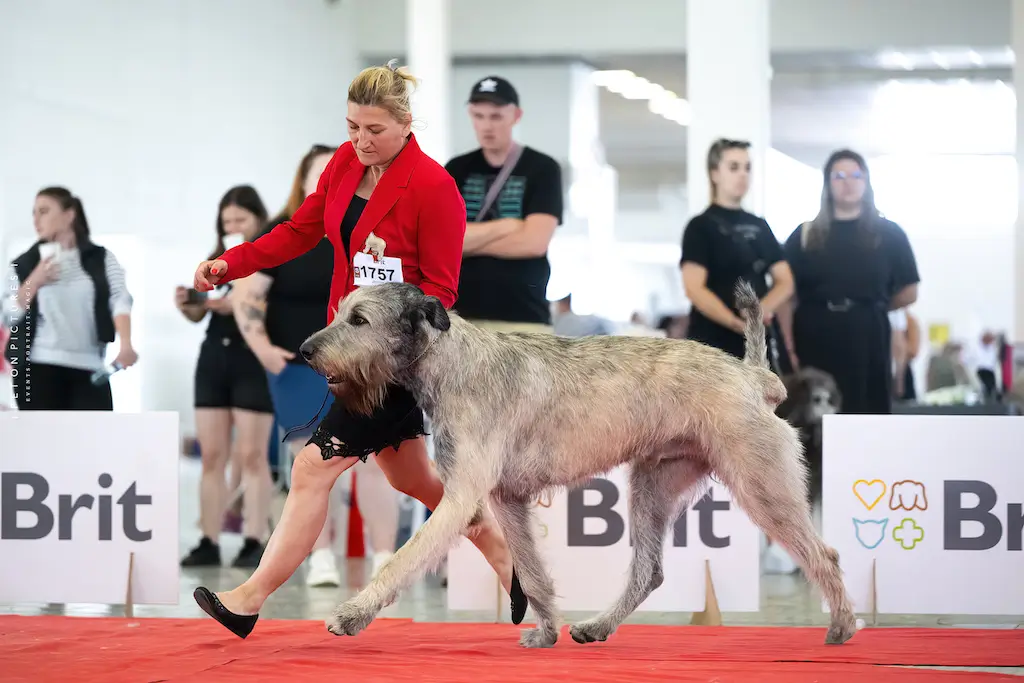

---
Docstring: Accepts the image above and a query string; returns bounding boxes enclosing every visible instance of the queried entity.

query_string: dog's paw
[325,600,376,637]
[519,626,558,649]
[824,621,857,645]
[569,619,614,644]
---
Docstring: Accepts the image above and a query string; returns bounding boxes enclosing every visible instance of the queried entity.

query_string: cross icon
[892,518,924,550]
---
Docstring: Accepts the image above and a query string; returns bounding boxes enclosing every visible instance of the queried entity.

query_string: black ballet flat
[193,586,259,639]
[510,568,529,625]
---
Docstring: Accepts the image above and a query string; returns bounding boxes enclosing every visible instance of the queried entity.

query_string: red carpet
[1,616,1021,682]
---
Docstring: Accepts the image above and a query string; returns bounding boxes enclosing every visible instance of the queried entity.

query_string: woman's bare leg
[215,444,359,614]
[231,409,275,543]
[374,437,513,594]
[356,455,399,574]
[195,409,231,539]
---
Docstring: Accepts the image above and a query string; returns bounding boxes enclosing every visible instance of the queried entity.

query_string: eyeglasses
[831,170,864,181]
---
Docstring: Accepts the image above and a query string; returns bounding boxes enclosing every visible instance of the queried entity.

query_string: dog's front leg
[326,443,493,638]
[489,494,561,648]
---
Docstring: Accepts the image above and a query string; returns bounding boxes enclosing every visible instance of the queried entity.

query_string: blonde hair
[348,59,419,122]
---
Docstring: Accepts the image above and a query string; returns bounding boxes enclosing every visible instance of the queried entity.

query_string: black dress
[784,217,919,415]
[304,196,427,462]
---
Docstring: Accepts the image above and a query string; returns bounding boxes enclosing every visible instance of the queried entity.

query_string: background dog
[776,367,842,508]
[299,281,858,649]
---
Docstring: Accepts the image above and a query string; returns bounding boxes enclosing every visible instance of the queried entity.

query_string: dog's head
[299,283,450,415]
[777,367,842,428]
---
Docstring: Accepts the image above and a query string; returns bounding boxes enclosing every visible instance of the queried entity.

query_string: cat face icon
[853,518,889,550]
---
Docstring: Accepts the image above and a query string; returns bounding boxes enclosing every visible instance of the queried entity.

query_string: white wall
[0,0,360,434]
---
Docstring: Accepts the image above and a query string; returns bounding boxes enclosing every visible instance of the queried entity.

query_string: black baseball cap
[468,76,519,106]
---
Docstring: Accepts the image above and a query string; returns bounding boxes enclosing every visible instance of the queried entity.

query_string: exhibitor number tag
[353,251,404,287]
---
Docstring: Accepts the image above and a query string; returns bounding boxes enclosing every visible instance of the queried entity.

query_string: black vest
[4,241,115,369]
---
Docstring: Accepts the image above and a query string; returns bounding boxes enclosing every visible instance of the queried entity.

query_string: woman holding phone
[176,185,276,570]
[2,186,137,411]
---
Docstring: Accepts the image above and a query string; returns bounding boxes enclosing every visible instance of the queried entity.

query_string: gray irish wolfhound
[299,281,858,648]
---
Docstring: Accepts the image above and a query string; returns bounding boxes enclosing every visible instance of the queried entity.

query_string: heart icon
[853,479,887,510]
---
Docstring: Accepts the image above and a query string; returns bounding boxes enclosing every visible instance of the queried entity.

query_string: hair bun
[386,58,399,72]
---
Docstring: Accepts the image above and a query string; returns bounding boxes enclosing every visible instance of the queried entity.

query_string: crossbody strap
[474,143,524,222]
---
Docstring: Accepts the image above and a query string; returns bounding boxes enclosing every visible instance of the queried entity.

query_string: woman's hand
[29,257,59,288]
[115,345,139,369]
[194,259,228,291]
[255,344,295,375]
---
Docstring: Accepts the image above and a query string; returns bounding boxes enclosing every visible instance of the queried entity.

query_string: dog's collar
[403,332,440,371]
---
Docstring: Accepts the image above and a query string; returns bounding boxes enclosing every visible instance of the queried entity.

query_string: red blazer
[219,134,467,322]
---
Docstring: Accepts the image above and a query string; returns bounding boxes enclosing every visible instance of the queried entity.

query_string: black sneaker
[232,537,265,568]
[181,537,221,567]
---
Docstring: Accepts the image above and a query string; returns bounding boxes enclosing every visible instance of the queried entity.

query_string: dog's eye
[350,315,368,326]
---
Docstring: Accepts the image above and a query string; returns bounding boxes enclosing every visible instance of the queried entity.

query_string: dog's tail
[734,280,769,370]
[734,280,788,407]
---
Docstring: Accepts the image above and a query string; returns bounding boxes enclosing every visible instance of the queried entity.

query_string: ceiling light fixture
[592,69,690,126]
[878,51,914,70]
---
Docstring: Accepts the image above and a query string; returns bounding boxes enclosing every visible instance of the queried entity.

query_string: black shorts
[14,362,113,411]
[305,384,426,462]
[194,337,274,413]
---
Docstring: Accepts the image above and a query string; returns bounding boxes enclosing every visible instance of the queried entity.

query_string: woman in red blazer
[190,61,526,638]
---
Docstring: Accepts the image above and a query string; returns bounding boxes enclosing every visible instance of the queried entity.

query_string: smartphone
[185,288,208,305]
[39,243,62,262]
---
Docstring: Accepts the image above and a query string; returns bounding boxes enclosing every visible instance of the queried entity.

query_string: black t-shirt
[259,217,335,364]
[679,205,784,356]
[783,217,919,307]
[203,283,244,343]
[445,146,563,324]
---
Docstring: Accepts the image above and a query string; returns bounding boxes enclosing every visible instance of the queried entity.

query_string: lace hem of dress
[306,421,428,462]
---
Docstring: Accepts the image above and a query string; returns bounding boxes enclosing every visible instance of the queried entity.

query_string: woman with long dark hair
[2,187,137,410]
[780,149,920,415]
[176,185,276,569]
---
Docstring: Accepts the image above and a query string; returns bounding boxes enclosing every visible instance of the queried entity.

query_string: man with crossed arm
[446,76,564,333]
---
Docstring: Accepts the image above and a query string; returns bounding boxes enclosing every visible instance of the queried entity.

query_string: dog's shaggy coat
[299,281,858,648]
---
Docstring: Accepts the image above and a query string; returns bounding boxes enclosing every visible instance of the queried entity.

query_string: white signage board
[447,465,760,615]
[0,411,180,604]
[823,414,1024,615]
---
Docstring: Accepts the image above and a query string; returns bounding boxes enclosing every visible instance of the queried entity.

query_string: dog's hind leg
[716,418,858,645]
[570,458,709,645]
[489,493,561,648]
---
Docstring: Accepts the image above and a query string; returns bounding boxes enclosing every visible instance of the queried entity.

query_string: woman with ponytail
[1,186,137,410]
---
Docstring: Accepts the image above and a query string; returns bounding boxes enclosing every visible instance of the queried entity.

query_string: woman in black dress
[780,149,920,415]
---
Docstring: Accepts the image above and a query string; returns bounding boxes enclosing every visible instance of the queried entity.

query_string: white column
[685,0,771,216]
[406,0,451,163]
[1013,0,1024,341]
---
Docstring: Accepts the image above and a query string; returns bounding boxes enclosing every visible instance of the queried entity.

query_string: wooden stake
[870,557,878,627]
[124,552,135,618]
[689,559,722,626]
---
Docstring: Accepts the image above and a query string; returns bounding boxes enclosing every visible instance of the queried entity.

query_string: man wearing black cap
[445,75,564,333]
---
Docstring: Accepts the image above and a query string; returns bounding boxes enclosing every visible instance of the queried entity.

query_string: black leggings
[14,362,113,411]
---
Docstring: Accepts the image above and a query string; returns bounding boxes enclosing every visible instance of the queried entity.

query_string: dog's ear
[404,295,450,333]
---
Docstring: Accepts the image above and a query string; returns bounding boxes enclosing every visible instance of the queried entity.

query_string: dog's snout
[299,340,316,361]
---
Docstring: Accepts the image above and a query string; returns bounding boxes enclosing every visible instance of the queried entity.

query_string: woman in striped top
[2,187,137,411]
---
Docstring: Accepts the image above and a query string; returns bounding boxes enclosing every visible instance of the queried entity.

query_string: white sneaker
[306,548,341,587]
[371,551,393,578]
